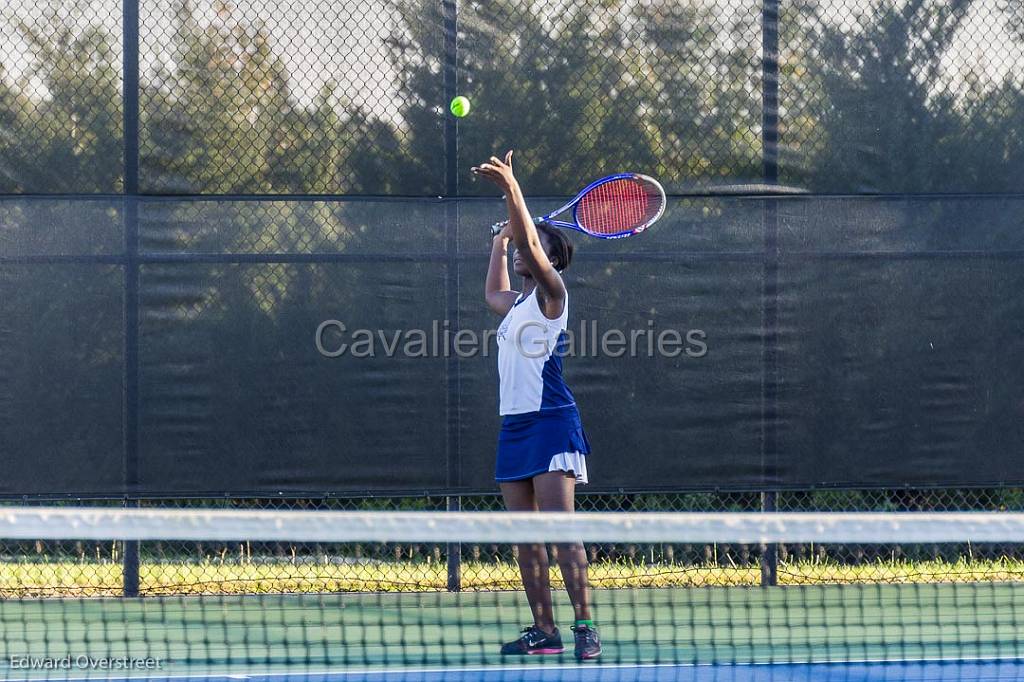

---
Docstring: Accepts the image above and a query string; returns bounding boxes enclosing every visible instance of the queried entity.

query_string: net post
[760,491,778,586]
[446,496,461,592]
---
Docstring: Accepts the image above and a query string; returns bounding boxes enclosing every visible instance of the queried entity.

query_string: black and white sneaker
[500,625,565,655]
[572,624,602,660]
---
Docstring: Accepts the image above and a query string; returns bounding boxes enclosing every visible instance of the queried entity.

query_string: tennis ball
[450,96,471,118]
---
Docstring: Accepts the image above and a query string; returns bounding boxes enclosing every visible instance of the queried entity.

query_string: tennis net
[1,507,1023,679]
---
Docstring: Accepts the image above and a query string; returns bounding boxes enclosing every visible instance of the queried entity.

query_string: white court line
[4,655,1024,682]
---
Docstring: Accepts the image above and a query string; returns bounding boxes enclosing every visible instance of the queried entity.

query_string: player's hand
[492,221,513,243]
[471,150,517,193]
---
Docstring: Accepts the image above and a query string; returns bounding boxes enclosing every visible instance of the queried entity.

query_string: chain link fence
[1,0,1022,194]
[2,0,1024,606]
[3,489,1024,597]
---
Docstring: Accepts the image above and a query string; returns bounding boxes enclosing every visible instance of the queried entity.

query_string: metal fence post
[442,0,462,593]
[762,0,779,185]
[122,0,141,599]
[760,491,778,586]
[759,0,780,589]
[446,496,461,592]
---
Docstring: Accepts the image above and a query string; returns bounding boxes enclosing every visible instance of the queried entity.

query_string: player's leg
[533,470,601,660]
[499,479,564,654]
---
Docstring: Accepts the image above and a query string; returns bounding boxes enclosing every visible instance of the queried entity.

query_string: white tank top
[496,288,576,415]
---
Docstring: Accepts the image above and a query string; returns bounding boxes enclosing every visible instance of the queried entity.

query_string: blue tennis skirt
[495,405,591,482]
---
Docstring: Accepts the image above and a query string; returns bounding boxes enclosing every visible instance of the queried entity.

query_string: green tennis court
[3,582,1023,678]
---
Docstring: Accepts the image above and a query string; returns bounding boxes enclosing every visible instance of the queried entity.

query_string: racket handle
[491,217,545,237]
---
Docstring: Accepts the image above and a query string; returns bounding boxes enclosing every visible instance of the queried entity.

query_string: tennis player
[473,150,601,662]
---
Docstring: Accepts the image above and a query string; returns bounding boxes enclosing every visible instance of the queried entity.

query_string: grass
[2,556,1024,597]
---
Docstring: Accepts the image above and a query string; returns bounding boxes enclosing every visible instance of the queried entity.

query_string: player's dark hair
[536,222,574,272]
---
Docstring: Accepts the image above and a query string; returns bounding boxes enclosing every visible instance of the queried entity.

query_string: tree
[382,0,760,194]
[805,0,975,192]
[1,2,122,192]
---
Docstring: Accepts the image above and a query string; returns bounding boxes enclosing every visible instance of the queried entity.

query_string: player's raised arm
[485,222,519,316]
[472,151,566,315]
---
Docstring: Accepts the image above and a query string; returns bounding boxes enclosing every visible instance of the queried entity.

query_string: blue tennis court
[259,660,1024,681]
[11,659,1024,682]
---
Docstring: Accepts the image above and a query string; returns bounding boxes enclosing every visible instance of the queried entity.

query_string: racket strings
[577,179,661,235]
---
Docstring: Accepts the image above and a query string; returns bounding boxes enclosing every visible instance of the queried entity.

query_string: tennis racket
[490,173,666,239]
